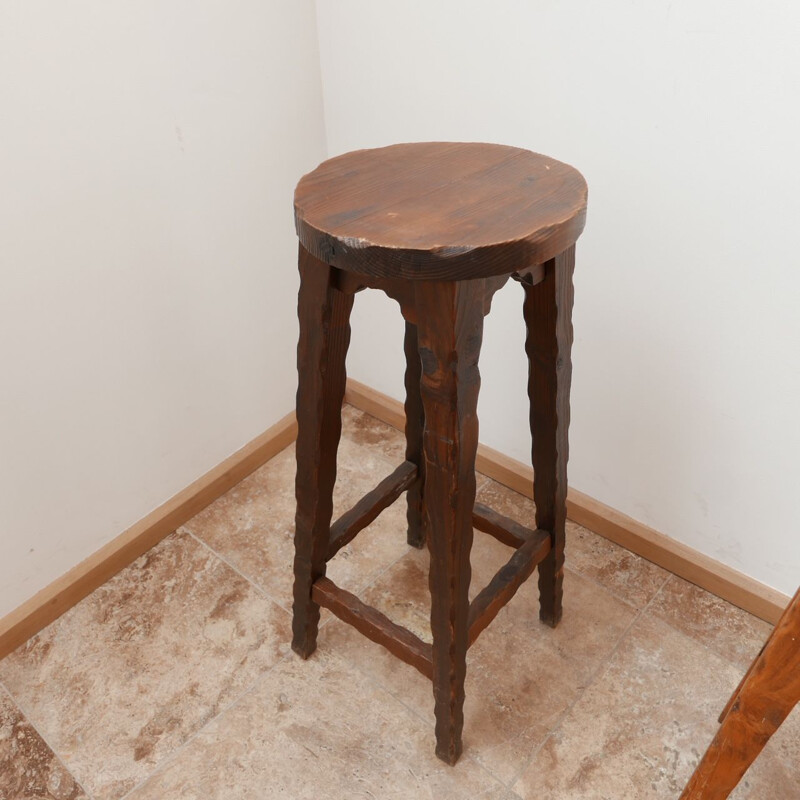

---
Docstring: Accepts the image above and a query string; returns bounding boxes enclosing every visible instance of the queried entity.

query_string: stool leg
[680,588,800,800]
[523,246,575,628]
[292,247,353,658]
[404,321,426,548]
[415,279,485,765]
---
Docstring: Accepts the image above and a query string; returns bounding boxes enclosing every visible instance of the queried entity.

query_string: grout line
[184,485,415,631]
[2,415,518,798]
[0,677,97,800]
[560,562,658,616]
[634,572,769,674]
[181,527,293,616]
[473,473,773,673]
[11,409,733,799]
[1,526,294,800]
[473,476,660,618]
[506,573,672,792]
[313,439,679,794]
[475,472,492,493]
[644,571,674,613]
[117,648,295,800]
[315,627,518,799]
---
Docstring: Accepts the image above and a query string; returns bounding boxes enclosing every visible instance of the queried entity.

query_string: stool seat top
[294,142,587,281]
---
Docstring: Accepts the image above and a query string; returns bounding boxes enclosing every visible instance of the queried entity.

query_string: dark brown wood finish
[291,246,353,658]
[295,142,587,281]
[472,502,539,549]
[333,269,417,322]
[415,278,488,765]
[512,262,546,287]
[404,322,426,548]
[524,246,575,627]
[312,577,433,679]
[468,530,552,647]
[327,461,418,560]
[680,587,800,799]
[291,142,587,766]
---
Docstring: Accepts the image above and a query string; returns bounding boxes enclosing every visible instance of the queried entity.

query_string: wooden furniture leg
[292,247,353,658]
[680,587,800,799]
[523,246,575,627]
[415,279,485,765]
[404,321,426,548]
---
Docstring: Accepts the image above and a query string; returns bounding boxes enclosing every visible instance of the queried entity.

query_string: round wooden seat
[294,141,587,280]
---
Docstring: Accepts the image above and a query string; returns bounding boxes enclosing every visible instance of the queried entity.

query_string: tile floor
[1,404,798,799]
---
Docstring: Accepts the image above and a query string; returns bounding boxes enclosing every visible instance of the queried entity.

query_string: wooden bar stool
[290,142,587,764]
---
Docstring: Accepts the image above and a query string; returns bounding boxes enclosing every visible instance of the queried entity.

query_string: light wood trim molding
[345,378,789,624]
[2,377,789,661]
[345,379,406,431]
[0,411,297,661]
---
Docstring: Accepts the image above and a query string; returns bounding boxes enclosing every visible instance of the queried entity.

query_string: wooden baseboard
[0,411,297,661]
[344,379,789,624]
[2,376,788,661]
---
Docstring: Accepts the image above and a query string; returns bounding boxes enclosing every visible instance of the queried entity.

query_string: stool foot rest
[467,529,551,647]
[312,576,434,679]
[472,502,539,549]
[327,461,418,560]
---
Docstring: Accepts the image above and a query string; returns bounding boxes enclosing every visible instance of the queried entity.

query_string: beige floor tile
[340,403,408,464]
[6,405,796,799]
[0,686,87,800]
[0,532,291,800]
[125,648,518,800]
[513,613,742,800]
[648,575,773,670]
[322,530,637,785]
[476,480,671,609]
[184,441,411,611]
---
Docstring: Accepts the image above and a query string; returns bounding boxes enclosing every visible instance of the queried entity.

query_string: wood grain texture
[415,278,488,765]
[472,501,539,549]
[327,460,418,560]
[295,142,587,281]
[512,262,546,287]
[0,411,297,661]
[525,246,575,627]
[680,587,800,800]
[467,529,551,647]
[292,246,353,658]
[404,322,426,548]
[312,577,433,679]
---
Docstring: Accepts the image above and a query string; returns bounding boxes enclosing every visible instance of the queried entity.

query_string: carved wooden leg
[523,246,575,628]
[415,279,485,765]
[404,321,426,548]
[292,246,353,658]
[680,587,800,800]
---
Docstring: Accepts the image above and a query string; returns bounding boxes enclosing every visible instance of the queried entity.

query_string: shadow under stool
[290,142,588,764]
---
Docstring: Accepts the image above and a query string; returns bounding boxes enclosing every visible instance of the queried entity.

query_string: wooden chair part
[680,586,800,799]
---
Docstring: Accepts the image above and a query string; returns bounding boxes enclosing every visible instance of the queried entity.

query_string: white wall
[0,1,326,617]
[315,0,800,595]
